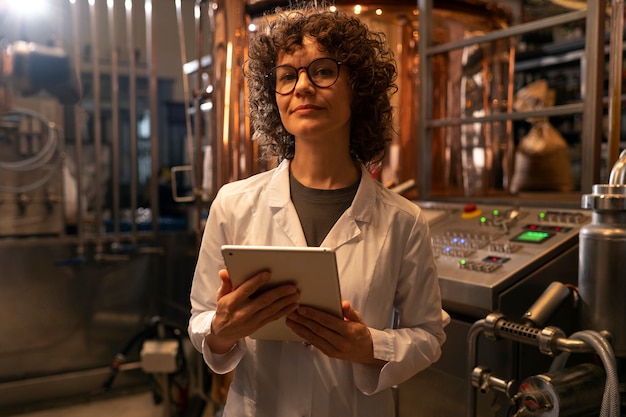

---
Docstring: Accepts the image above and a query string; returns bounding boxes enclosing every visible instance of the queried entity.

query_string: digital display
[511,230,553,244]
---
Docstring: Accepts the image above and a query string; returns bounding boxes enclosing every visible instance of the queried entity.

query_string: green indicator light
[460,259,466,265]
[493,209,499,216]
[539,212,546,218]
[480,217,487,223]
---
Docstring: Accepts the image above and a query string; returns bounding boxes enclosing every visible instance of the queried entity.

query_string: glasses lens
[268,58,340,94]
[308,58,340,88]
[271,66,298,94]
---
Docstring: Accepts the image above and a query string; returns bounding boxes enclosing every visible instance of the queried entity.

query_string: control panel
[415,201,590,318]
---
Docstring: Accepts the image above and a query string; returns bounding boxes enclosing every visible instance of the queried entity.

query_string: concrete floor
[7,391,221,417]
[6,367,465,417]
[8,392,165,417]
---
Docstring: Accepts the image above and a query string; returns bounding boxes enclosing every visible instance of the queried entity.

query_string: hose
[571,331,620,417]
[0,107,63,194]
[0,107,58,171]
[549,330,620,417]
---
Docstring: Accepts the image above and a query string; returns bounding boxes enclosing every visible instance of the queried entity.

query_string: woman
[188,6,449,417]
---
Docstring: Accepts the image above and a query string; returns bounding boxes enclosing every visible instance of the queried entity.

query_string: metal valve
[471,366,518,397]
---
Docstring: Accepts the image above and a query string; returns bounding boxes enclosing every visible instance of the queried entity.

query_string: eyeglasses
[266,57,343,95]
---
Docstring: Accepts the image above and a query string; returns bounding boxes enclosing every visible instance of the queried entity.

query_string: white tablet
[221,245,343,342]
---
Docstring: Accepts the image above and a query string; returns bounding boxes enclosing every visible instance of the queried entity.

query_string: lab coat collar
[267,159,376,248]
[267,160,292,209]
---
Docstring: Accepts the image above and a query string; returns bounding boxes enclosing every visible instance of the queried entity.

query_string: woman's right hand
[206,269,300,353]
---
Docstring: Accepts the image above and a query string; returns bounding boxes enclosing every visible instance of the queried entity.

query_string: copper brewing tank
[207,0,512,197]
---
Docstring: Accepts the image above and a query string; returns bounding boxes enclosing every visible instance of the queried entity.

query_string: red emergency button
[461,203,482,219]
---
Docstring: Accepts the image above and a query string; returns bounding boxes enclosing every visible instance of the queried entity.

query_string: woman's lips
[291,104,322,114]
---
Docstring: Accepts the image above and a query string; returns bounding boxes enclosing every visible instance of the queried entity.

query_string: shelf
[425,103,584,128]
[515,39,625,72]
[418,0,608,197]
[425,10,587,56]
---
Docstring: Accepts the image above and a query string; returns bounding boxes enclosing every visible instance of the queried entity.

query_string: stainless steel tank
[579,150,626,357]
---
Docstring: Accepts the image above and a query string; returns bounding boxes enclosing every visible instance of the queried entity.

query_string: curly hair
[245,6,398,167]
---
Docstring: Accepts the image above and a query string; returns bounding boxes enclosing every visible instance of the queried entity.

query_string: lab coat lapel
[322,165,375,249]
[267,160,308,246]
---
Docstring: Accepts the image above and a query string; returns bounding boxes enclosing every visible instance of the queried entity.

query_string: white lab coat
[188,159,449,417]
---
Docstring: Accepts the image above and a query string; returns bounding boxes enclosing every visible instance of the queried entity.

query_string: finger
[295,305,344,330]
[257,302,300,328]
[250,286,300,319]
[286,317,338,356]
[218,281,299,325]
[216,269,233,299]
[235,271,272,298]
[288,307,342,339]
[213,288,299,340]
[286,315,322,341]
[341,300,364,323]
[253,282,299,304]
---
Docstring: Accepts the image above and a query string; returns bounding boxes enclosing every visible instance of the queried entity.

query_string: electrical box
[140,339,179,374]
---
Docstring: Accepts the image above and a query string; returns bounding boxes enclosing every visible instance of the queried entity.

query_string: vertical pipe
[581,0,607,192]
[466,320,486,417]
[505,37,515,191]
[144,0,159,235]
[108,0,121,243]
[89,0,104,253]
[125,0,138,242]
[194,0,205,243]
[417,0,433,200]
[229,0,246,181]
[223,41,233,183]
[226,1,245,182]
[481,51,490,193]
[241,32,252,179]
[175,0,196,190]
[607,0,624,176]
[207,2,218,201]
[70,0,84,256]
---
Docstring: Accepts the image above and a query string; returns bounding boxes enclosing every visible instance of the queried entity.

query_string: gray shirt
[290,173,359,247]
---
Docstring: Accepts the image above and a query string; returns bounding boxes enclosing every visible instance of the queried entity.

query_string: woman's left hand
[286,300,385,366]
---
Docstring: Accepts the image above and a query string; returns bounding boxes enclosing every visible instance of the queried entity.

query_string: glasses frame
[265,57,344,95]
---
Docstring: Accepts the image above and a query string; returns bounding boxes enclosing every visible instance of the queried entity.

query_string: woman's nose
[293,70,314,95]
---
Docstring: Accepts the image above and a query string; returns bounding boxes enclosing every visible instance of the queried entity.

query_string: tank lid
[581,184,626,210]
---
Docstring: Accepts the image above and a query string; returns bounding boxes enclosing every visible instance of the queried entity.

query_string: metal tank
[579,149,626,357]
